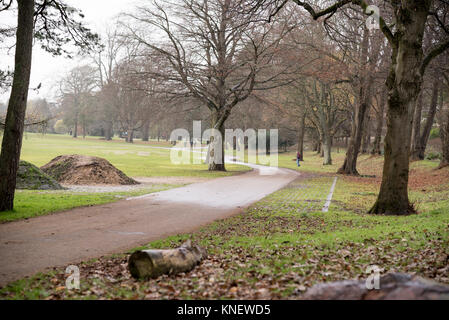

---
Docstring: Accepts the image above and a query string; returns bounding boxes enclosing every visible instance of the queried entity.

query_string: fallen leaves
[1,170,448,300]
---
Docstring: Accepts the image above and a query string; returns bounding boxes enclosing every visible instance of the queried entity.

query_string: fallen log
[128,240,207,279]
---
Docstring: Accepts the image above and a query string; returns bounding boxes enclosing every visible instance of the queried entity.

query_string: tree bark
[207,110,228,171]
[338,27,371,175]
[439,109,449,169]
[0,0,35,212]
[104,120,113,141]
[361,114,371,154]
[296,110,306,161]
[126,127,134,143]
[412,80,439,160]
[82,118,87,139]
[322,134,332,165]
[410,92,423,159]
[73,116,78,138]
[372,89,386,155]
[142,119,150,142]
[128,240,207,279]
[369,1,430,215]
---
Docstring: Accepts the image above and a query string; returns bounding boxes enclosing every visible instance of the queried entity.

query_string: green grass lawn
[21,133,249,178]
[2,153,448,300]
[0,133,251,223]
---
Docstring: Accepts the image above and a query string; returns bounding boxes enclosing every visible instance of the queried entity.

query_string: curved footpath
[0,164,299,287]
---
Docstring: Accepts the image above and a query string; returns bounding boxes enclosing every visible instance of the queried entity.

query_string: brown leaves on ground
[342,156,449,192]
[4,225,447,300]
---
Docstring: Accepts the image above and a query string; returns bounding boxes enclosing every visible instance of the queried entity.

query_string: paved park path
[0,164,299,287]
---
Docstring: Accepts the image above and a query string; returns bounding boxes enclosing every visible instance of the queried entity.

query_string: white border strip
[322,177,338,213]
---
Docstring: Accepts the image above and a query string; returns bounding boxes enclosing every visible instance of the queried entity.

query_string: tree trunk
[322,134,332,165]
[439,109,449,169]
[207,124,226,171]
[82,119,87,139]
[338,27,371,175]
[361,114,371,154]
[410,92,423,160]
[337,97,369,174]
[104,120,113,141]
[127,128,134,143]
[369,1,430,215]
[73,116,78,138]
[207,110,228,171]
[296,111,306,161]
[0,0,35,212]
[413,81,439,160]
[142,119,150,142]
[128,240,206,279]
[372,90,386,155]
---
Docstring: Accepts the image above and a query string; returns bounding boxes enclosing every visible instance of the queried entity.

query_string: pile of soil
[41,155,139,186]
[16,161,64,190]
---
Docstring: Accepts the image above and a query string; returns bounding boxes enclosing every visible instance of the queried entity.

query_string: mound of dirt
[16,161,64,190]
[41,155,139,186]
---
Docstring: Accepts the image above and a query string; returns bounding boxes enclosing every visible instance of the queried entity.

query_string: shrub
[429,127,440,139]
[425,152,442,160]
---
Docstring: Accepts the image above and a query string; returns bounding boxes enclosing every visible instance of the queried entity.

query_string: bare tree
[268,0,449,215]
[93,28,125,140]
[60,65,97,138]
[123,0,296,170]
[0,0,99,212]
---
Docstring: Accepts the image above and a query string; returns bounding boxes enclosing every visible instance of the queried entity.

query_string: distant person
[296,152,301,167]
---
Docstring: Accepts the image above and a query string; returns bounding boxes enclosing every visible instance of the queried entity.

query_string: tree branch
[421,39,449,75]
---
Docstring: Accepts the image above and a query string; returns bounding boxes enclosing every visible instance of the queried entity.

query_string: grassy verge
[2,156,448,300]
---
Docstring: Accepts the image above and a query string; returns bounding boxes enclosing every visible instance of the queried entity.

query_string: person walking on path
[296,152,301,167]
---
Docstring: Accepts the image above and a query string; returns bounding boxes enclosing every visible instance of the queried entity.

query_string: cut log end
[128,240,207,279]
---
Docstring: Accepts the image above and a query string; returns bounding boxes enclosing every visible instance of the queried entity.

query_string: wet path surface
[0,166,299,287]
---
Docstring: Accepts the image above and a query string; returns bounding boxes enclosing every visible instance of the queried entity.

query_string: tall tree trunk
[127,128,134,143]
[369,1,430,215]
[82,118,87,139]
[439,109,449,169]
[296,111,306,161]
[413,80,439,160]
[104,120,113,141]
[410,92,423,159]
[372,89,386,155]
[0,0,35,212]
[312,129,319,152]
[207,110,228,171]
[73,116,78,138]
[316,141,321,155]
[142,119,150,142]
[338,27,370,175]
[361,114,371,154]
[322,134,332,165]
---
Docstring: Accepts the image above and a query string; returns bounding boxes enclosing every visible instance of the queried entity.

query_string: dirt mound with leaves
[16,161,64,190]
[41,155,139,186]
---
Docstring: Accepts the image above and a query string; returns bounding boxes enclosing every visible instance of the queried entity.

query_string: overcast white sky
[0,0,144,103]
